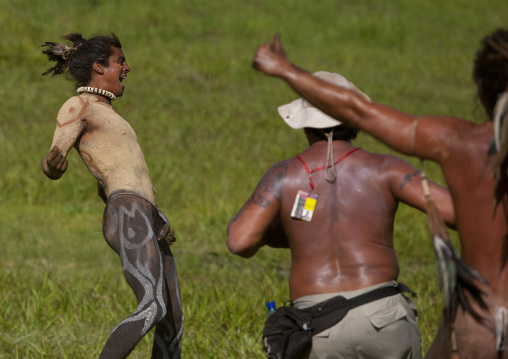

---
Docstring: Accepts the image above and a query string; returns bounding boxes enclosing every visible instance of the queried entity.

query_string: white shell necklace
[77,86,116,101]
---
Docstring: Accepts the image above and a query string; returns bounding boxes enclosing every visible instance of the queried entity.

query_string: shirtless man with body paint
[227,71,456,359]
[251,30,508,359]
[41,32,183,359]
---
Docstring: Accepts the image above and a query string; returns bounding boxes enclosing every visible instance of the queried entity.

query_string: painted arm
[386,156,456,229]
[253,35,472,163]
[227,161,288,258]
[41,98,87,180]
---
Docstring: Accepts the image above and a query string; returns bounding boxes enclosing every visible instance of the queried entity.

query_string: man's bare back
[228,134,454,300]
[281,142,403,299]
[228,113,455,358]
[42,92,156,204]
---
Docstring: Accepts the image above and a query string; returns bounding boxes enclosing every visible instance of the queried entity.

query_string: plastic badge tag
[291,190,318,222]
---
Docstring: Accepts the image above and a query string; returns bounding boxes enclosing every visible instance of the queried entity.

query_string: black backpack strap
[397,282,418,298]
[309,284,406,334]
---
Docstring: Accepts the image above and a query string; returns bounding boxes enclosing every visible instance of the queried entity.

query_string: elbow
[446,223,457,231]
[444,215,457,231]
[227,224,257,258]
[442,205,457,230]
[227,234,250,258]
[226,236,242,255]
[227,239,256,258]
[226,223,242,255]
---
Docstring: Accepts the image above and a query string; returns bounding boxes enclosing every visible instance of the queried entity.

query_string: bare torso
[47,93,156,204]
[425,122,508,358]
[439,122,508,299]
[228,135,453,301]
[279,141,421,300]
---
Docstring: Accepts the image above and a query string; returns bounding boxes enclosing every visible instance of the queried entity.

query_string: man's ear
[93,62,105,75]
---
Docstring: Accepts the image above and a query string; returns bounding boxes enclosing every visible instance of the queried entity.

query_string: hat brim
[277,99,342,129]
[277,71,370,130]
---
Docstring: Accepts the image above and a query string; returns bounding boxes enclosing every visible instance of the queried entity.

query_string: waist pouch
[262,283,415,359]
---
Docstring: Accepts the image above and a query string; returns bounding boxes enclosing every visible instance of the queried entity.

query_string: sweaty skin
[227,135,455,301]
[252,34,508,359]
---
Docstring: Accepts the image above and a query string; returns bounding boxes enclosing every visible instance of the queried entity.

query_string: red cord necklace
[296,147,360,189]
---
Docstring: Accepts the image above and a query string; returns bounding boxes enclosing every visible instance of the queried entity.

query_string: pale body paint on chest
[56,94,156,202]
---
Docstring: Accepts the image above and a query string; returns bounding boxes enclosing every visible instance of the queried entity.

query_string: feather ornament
[41,42,72,77]
[420,163,489,326]
[491,91,508,207]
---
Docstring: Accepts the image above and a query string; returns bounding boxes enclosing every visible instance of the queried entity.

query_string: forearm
[227,222,266,258]
[227,160,286,256]
[278,64,419,155]
[429,184,457,230]
[227,224,288,259]
[279,63,362,125]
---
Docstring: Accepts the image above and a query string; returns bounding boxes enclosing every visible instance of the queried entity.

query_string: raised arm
[227,161,289,258]
[253,35,472,163]
[41,97,87,180]
[384,156,456,229]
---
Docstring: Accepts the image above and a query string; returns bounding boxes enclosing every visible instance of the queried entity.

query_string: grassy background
[1,0,507,357]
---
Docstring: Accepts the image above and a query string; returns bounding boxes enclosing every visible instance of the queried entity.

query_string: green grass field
[1,0,507,357]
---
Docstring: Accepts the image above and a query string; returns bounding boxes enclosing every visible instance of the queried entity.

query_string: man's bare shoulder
[353,149,419,184]
[56,95,90,124]
[247,158,291,202]
[270,158,293,171]
[349,148,404,168]
[263,158,292,186]
[430,119,492,164]
[58,95,87,110]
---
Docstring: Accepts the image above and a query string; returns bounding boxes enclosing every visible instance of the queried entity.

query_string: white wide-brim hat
[277,71,370,129]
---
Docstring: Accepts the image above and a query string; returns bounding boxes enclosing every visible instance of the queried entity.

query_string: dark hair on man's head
[41,32,122,89]
[311,126,359,141]
[473,28,508,119]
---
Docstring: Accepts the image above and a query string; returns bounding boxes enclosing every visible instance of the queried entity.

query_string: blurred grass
[1,0,507,357]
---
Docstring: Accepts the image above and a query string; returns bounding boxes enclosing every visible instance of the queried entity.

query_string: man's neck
[307,137,352,146]
[78,84,113,104]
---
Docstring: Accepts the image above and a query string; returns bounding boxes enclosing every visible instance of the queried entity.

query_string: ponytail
[41,33,87,77]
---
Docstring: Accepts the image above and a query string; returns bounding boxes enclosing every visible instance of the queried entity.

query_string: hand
[43,146,68,179]
[253,34,290,76]
[165,228,176,245]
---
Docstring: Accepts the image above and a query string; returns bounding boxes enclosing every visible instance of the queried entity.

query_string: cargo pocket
[366,302,408,329]
[313,327,331,338]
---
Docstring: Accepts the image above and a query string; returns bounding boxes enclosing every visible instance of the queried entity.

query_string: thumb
[273,34,281,51]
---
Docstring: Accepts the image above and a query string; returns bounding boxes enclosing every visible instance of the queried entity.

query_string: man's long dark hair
[41,32,122,89]
[473,28,508,206]
[473,28,508,119]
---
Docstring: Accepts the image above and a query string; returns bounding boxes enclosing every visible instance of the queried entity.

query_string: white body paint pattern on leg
[110,203,166,335]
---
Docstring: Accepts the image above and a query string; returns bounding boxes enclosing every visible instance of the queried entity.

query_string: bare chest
[81,105,139,145]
